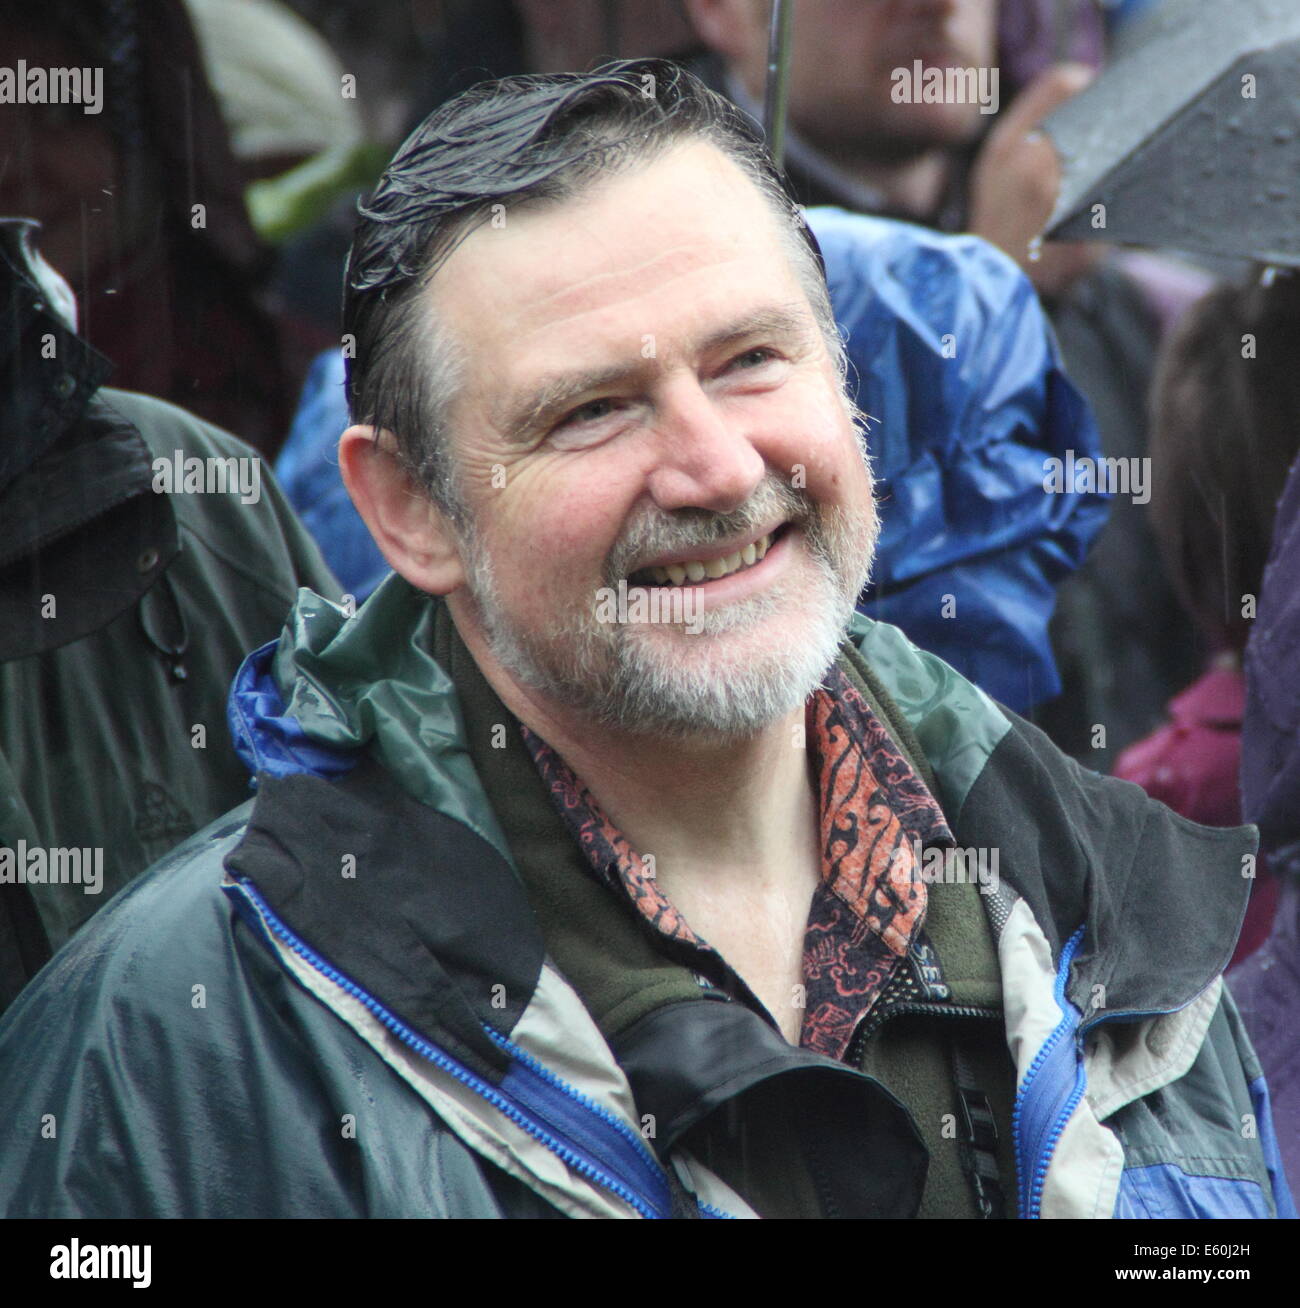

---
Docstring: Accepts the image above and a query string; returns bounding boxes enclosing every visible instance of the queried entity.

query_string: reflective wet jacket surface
[0,579,1289,1219]
[0,387,340,1004]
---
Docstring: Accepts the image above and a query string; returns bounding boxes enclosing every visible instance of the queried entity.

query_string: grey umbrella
[1044,0,1300,267]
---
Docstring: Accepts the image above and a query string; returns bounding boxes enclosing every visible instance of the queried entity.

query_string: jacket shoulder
[850,616,1254,1006]
[98,388,340,606]
[967,708,1253,995]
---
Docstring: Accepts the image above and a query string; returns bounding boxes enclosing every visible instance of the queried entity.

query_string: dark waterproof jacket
[0,579,1290,1219]
[1230,450,1300,1192]
[0,370,339,1004]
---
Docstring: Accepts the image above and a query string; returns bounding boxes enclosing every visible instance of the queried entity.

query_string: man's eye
[561,397,619,427]
[731,347,778,370]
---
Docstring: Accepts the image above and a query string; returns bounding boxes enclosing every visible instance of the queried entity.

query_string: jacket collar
[845,616,1257,1023]
[0,392,179,659]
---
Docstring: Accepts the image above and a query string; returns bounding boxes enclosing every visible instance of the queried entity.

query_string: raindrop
[1273,126,1296,143]
[1027,235,1043,263]
[1260,266,1279,287]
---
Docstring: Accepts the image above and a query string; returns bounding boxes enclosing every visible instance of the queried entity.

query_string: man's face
[738,0,999,160]
[429,140,878,740]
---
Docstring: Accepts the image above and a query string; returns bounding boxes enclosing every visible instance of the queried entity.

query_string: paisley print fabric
[522,663,953,1060]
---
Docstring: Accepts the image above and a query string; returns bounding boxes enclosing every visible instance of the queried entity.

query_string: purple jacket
[1230,882,1300,1192]
[1228,453,1300,1192]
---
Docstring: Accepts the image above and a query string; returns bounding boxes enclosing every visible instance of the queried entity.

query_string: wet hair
[1148,270,1300,650]
[342,58,836,520]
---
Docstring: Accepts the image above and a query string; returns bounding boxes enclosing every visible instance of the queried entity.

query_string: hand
[969,62,1100,297]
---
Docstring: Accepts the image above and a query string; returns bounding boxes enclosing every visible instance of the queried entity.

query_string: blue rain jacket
[814,208,1107,708]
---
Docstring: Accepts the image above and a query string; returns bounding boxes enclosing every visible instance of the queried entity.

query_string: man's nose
[643,378,767,514]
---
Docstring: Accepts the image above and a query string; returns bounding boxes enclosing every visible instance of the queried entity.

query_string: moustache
[606,476,814,585]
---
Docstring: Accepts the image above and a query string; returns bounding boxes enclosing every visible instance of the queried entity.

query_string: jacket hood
[1,224,180,657]
[230,573,514,859]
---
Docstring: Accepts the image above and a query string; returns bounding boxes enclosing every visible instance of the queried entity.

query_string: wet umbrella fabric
[1044,0,1300,267]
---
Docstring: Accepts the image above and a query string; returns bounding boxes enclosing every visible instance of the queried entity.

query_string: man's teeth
[641,532,774,586]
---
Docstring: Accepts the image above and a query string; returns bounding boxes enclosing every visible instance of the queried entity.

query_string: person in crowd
[684,0,1094,287]
[1114,273,1300,965]
[0,65,1287,1220]
[1,1,321,456]
[1230,444,1300,1196]
[0,219,339,1011]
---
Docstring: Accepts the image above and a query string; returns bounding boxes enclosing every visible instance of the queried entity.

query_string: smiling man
[340,113,883,1053]
[0,61,1290,1222]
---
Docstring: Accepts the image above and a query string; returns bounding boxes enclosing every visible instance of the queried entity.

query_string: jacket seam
[1118,1152,1268,1177]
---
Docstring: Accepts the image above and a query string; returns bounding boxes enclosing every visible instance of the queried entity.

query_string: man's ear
[338,425,466,595]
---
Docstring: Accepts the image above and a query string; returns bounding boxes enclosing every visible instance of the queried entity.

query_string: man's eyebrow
[495,303,816,443]
[701,304,816,356]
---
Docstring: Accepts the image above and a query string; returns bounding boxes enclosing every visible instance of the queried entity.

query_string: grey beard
[457,466,878,743]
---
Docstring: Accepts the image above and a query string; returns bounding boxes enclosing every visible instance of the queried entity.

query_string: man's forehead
[429,141,798,342]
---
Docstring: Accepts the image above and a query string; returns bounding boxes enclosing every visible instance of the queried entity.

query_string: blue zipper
[483,1027,669,1206]
[225,877,671,1219]
[1011,926,1086,1219]
[1013,933,1236,1218]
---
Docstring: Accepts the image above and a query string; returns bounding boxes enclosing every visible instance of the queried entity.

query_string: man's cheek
[529,556,592,619]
